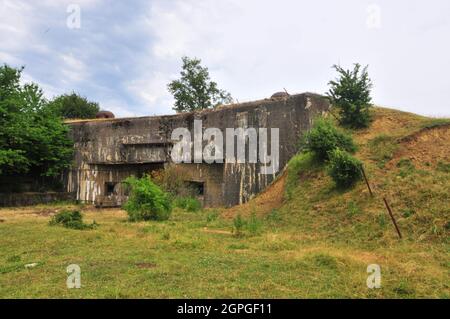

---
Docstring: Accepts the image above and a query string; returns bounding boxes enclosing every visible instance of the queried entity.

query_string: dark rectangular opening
[105,182,117,196]
[186,181,204,196]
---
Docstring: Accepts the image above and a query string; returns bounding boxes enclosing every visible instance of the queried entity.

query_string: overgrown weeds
[49,210,97,230]
[232,213,263,237]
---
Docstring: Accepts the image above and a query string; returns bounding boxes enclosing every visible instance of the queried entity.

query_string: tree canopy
[327,64,373,128]
[48,92,100,119]
[168,56,233,113]
[0,64,73,177]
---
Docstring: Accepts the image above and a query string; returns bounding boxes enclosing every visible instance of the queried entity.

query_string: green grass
[0,200,448,298]
[0,107,449,299]
[437,161,450,173]
[286,152,322,200]
[367,134,398,168]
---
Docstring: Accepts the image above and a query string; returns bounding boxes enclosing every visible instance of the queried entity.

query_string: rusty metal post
[361,166,374,197]
[383,197,402,239]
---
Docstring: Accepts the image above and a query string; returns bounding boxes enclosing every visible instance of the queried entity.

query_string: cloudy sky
[1,0,449,117]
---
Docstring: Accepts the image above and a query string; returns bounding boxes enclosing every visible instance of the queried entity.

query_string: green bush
[174,197,202,212]
[49,210,97,230]
[327,63,373,129]
[123,176,172,222]
[327,148,362,188]
[301,118,356,161]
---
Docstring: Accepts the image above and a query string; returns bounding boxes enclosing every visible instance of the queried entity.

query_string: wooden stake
[383,197,402,239]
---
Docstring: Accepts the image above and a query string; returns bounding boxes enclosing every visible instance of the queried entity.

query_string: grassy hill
[0,107,449,298]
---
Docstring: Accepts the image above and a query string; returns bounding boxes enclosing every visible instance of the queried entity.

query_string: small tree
[168,56,233,113]
[327,64,373,128]
[327,148,363,188]
[300,118,357,162]
[123,176,172,221]
[48,92,99,119]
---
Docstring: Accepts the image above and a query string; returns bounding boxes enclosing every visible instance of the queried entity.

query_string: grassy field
[0,107,449,298]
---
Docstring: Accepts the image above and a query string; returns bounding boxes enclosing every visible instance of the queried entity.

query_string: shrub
[327,148,362,188]
[301,118,356,161]
[327,63,373,128]
[49,210,97,230]
[123,176,172,222]
[174,197,202,212]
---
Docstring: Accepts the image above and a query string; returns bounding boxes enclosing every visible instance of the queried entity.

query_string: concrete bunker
[65,92,330,207]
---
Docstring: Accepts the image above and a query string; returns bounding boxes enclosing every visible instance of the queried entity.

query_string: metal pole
[361,166,374,197]
[383,197,402,239]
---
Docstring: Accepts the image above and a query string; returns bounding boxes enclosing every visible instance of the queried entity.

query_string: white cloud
[126,71,174,115]
[0,0,33,55]
[2,0,450,117]
[59,52,87,83]
[141,0,450,116]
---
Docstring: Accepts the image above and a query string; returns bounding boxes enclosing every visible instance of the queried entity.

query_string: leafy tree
[327,148,363,188]
[0,64,73,177]
[300,118,356,161]
[48,92,99,119]
[123,176,172,221]
[327,64,373,128]
[168,56,233,113]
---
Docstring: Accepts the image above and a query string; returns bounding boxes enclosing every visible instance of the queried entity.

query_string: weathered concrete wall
[64,163,163,206]
[66,92,330,207]
[0,192,74,207]
[0,172,72,207]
